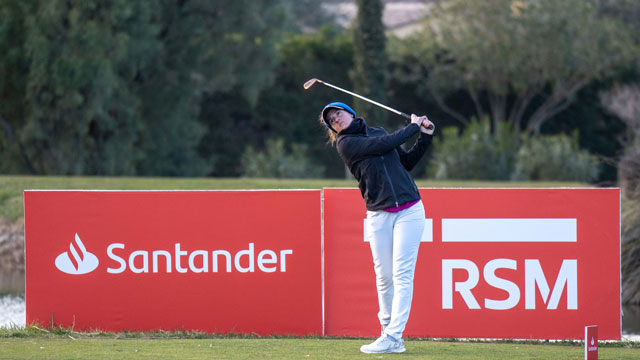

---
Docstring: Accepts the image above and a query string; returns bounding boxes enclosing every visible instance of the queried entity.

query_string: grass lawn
[1,337,639,360]
[0,175,590,221]
[0,326,638,360]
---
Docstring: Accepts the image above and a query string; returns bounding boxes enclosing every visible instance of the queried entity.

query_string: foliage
[601,83,640,303]
[241,138,324,179]
[0,0,34,174]
[352,0,387,126]
[428,118,518,180]
[283,0,333,32]
[390,0,639,135]
[125,0,290,176]
[199,26,353,178]
[429,118,599,182]
[622,200,640,304]
[540,81,626,184]
[0,0,290,176]
[14,0,155,175]
[512,132,600,182]
[599,0,640,33]
[1,0,640,182]
[601,84,640,191]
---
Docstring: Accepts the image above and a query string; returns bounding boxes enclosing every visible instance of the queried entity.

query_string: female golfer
[320,102,434,354]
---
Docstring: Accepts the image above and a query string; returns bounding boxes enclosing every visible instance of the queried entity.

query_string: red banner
[24,188,620,339]
[24,190,322,335]
[324,188,620,340]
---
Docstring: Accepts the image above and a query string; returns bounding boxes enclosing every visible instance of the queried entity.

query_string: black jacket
[336,118,432,211]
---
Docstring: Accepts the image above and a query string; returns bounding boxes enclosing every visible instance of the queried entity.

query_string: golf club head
[303,78,319,90]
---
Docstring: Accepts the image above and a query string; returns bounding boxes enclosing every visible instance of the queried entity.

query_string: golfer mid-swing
[319,102,434,354]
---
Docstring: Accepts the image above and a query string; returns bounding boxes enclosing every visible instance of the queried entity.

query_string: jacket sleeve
[397,132,433,171]
[337,124,420,163]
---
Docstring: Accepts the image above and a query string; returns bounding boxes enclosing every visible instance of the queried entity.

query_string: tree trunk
[429,88,469,125]
[488,93,506,132]
[353,0,387,126]
[0,114,37,174]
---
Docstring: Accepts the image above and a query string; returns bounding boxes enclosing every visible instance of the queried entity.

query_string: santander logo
[55,233,99,275]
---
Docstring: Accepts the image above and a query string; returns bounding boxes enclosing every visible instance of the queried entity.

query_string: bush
[428,118,518,180]
[241,138,325,178]
[428,117,600,182]
[512,131,600,182]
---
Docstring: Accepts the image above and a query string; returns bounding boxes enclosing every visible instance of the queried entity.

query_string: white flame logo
[55,233,99,274]
[591,337,595,346]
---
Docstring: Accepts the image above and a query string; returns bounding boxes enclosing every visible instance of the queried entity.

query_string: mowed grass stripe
[1,337,639,360]
[0,175,589,221]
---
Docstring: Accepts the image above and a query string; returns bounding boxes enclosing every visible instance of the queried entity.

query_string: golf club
[303,78,434,130]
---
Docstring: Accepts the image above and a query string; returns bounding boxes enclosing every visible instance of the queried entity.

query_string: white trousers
[366,201,425,340]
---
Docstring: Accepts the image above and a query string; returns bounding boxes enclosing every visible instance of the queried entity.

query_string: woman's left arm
[397,115,434,171]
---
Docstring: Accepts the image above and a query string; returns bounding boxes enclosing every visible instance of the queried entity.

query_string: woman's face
[326,108,354,133]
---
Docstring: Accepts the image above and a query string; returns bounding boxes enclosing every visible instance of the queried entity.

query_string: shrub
[428,117,518,180]
[241,138,324,178]
[428,118,600,182]
[512,131,600,182]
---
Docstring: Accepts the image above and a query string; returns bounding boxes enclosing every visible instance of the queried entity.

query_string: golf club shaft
[318,80,409,119]
[311,79,434,130]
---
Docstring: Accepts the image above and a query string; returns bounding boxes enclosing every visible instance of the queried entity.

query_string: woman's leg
[366,210,395,329]
[384,202,425,340]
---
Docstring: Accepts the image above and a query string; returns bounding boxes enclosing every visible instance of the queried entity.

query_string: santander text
[106,243,293,274]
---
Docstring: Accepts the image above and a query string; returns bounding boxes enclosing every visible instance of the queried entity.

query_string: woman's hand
[411,114,435,135]
[410,114,423,127]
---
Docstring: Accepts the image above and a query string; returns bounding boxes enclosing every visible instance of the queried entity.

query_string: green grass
[0,332,638,360]
[0,175,590,221]
[0,326,638,360]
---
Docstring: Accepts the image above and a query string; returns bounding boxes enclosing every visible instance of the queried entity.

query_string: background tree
[284,0,332,32]
[0,0,290,176]
[352,0,387,126]
[21,0,157,175]
[0,0,35,173]
[199,26,354,178]
[390,0,638,137]
[601,84,640,304]
[134,0,290,176]
[2,0,640,180]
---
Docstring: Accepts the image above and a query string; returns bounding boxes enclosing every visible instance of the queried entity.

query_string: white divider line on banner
[442,218,577,242]
[363,219,433,242]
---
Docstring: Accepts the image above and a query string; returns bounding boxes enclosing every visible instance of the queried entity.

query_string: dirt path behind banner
[0,218,24,294]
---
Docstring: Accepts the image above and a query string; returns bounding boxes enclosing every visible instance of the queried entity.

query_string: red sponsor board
[24,190,322,335]
[324,188,620,339]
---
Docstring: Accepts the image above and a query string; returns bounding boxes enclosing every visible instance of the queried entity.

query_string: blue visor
[321,102,356,132]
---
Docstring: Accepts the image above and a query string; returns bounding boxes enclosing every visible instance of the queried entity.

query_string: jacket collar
[339,117,367,136]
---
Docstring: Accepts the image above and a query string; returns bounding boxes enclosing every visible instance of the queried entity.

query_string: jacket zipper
[380,156,399,207]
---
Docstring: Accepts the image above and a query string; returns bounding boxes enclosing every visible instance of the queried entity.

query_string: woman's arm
[337,124,420,161]
[397,133,433,171]
[397,115,435,170]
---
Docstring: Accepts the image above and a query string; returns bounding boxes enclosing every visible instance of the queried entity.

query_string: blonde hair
[319,113,339,146]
